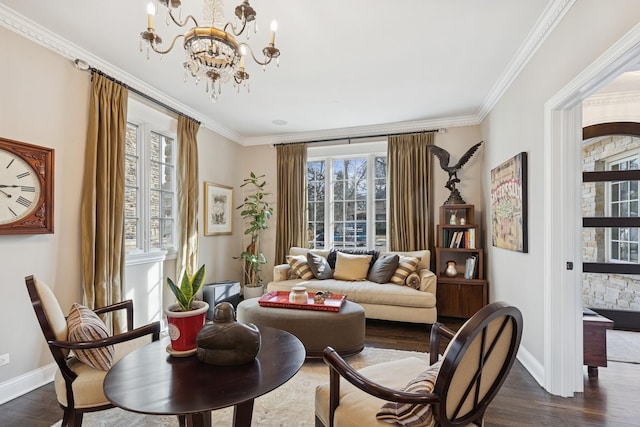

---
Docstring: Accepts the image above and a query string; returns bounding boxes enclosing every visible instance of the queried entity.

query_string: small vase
[289,286,309,303]
[445,261,458,278]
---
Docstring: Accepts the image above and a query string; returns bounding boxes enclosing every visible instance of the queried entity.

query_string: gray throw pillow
[307,252,334,280]
[367,254,400,284]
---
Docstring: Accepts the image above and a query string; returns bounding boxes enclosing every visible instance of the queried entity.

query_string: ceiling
[0,0,564,145]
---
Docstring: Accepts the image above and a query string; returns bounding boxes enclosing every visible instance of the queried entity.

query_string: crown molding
[476,0,576,120]
[241,115,480,147]
[0,4,243,144]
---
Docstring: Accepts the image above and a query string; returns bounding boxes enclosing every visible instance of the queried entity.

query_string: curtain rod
[81,62,200,125]
[273,128,445,147]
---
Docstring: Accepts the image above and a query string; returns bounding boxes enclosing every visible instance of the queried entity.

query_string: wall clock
[0,137,54,234]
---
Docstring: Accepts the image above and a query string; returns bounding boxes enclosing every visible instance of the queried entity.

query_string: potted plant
[236,172,273,299]
[165,264,209,353]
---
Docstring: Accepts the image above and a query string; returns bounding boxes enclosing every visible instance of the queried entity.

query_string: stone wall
[582,135,640,310]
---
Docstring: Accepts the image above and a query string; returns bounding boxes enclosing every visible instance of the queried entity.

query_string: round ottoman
[236,298,365,358]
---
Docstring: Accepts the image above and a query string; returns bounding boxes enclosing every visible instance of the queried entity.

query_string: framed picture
[204,182,233,235]
[491,152,528,253]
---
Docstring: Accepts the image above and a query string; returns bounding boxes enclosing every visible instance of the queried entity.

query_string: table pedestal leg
[233,399,255,427]
[183,411,212,427]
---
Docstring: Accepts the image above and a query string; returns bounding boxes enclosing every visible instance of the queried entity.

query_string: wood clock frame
[0,137,54,234]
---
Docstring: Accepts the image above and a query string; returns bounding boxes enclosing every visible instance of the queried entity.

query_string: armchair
[316,301,523,427]
[25,275,161,427]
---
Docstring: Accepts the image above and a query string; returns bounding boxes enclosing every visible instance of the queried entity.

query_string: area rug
[607,329,640,364]
[51,347,428,427]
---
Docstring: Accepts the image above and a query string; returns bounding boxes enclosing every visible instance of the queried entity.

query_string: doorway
[544,27,640,397]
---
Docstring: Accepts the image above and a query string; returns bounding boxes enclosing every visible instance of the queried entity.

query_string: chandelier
[140,0,280,101]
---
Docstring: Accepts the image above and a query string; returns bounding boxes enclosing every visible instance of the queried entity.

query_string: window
[607,153,639,263]
[308,142,387,251]
[125,99,178,263]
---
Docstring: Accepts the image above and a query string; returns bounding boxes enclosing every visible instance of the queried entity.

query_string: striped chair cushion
[67,303,114,370]
[390,256,420,285]
[376,360,442,426]
[286,255,315,280]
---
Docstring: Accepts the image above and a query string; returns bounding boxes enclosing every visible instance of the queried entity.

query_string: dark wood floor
[2,318,640,426]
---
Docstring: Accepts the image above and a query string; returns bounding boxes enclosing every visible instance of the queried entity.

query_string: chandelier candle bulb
[146,2,155,29]
[269,19,277,44]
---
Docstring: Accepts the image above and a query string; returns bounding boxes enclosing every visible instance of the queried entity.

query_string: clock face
[0,149,43,225]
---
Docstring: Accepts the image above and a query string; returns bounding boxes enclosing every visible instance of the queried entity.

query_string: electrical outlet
[0,353,9,367]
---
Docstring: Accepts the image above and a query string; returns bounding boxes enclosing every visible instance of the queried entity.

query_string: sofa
[266,247,437,324]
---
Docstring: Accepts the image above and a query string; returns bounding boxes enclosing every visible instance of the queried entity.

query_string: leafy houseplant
[236,172,273,289]
[166,264,207,312]
[165,264,209,352]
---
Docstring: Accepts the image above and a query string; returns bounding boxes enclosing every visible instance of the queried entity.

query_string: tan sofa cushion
[334,252,372,280]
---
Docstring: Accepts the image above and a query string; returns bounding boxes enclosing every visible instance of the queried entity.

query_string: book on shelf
[464,255,478,279]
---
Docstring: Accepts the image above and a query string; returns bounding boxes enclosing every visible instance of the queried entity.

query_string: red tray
[258,291,346,312]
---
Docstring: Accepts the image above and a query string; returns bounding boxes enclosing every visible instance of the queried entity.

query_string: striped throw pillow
[376,360,442,426]
[67,303,114,370]
[390,256,420,285]
[286,255,315,280]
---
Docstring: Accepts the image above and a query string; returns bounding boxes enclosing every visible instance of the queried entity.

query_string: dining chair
[315,301,523,427]
[26,275,161,427]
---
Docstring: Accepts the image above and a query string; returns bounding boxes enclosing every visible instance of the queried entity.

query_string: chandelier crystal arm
[150,34,186,55]
[239,43,276,66]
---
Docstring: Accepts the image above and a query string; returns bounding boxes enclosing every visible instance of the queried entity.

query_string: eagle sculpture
[428,141,483,204]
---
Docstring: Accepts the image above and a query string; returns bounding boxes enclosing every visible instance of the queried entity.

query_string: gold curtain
[275,144,308,264]
[81,73,128,333]
[176,115,201,278]
[387,133,434,252]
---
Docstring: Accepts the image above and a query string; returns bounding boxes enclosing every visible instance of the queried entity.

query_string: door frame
[544,23,640,396]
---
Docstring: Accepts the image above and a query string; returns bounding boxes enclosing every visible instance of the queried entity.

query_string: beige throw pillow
[333,251,372,281]
[67,303,114,370]
[286,255,315,280]
[390,256,420,285]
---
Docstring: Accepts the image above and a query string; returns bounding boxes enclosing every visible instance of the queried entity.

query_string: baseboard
[516,344,545,389]
[0,363,56,405]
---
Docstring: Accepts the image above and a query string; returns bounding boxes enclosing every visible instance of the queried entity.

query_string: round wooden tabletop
[103,325,305,420]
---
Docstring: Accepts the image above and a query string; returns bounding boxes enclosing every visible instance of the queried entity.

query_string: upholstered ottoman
[236,298,365,358]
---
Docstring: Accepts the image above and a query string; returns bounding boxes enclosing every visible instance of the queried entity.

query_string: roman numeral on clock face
[17,171,30,179]
[8,207,17,217]
[21,186,35,192]
[16,196,32,208]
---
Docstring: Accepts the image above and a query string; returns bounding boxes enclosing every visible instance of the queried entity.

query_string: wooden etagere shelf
[435,204,488,318]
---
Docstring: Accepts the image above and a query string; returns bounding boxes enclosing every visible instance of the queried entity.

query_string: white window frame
[307,141,388,251]
[605,149,640,264]
[125,98,178,266]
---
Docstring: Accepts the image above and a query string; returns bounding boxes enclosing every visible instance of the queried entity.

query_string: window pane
[150,218,160,248]
[611,183,619,202]
[125,124,138,156]
[162,191,173,218]
[162,219,173,248]
[124,219,138,250]
[150,189,160,219]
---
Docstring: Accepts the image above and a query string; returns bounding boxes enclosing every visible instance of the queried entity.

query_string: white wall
[481,0,640,369]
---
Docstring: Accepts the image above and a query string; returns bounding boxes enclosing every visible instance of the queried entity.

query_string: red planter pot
[165,301,209,352]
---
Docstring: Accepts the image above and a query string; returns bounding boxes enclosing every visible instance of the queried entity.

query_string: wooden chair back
[433,302,523,426]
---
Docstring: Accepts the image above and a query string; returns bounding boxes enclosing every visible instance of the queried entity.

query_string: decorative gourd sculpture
[196,302,261,365]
